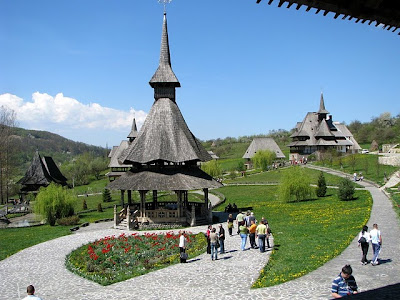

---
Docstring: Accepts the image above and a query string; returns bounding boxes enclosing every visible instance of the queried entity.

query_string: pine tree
[316,171,327,197]
[82,199,88,210]
[102,188,112,203]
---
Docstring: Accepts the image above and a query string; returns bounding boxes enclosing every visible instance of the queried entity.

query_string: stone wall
[379,154,400,166]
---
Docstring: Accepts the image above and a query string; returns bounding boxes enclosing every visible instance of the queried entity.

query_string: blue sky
[1,0,399,148]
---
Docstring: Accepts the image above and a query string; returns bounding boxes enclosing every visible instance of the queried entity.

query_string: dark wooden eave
[257,0,400,35]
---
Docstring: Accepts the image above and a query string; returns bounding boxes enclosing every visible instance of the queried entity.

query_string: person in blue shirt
[331,264,358,298]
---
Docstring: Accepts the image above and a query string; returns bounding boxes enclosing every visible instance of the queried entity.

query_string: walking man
[256,220,267,252]
[370,223,382,265]
[248,220,257,248]
[236,211,244,235]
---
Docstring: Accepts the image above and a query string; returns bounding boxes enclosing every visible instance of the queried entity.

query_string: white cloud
[0,92,147,132]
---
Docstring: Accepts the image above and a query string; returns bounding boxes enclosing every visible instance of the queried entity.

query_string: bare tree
[0,106,17,204]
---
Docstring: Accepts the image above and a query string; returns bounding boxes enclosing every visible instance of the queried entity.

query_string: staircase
[115,218,128,230]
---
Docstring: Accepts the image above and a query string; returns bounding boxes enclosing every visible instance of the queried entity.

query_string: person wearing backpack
[357,225,370,265]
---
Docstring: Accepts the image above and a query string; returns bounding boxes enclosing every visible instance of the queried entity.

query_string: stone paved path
[1,166,399,299]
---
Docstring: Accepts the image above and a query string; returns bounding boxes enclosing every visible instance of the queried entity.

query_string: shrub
[338,178,355,200]
[82,199,88,210]
[102,188,112,203]
[279,166,314,202]
[252,150,276,171]
[34,183,76,226]
[97,203,103,212]
[57,215,80,226]
[316,171,327,197]
[201,160,222,178]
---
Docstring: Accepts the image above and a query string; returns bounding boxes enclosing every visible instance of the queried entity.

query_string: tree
[316,171,327,197]
[0,106,17,204]
[103,188,112,202]
[236,160,245,172]
[348,154,357,172]
[279,166,314,202]
[252,150,276,171]
[34,183,76,226]
[90,156,108,180]
[201,160,222,178]
[338,178,355,201]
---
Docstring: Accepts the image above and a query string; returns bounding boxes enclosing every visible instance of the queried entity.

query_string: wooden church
[108,12,221,228]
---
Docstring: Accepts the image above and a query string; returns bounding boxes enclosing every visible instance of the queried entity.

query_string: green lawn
[214,185,372,287]
[218,158,245,172]
[0,225,71,261]
[314,154,399,186]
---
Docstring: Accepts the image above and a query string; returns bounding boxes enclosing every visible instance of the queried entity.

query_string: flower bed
[65,232,206,285]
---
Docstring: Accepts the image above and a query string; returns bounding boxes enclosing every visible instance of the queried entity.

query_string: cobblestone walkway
[1,166,399,299]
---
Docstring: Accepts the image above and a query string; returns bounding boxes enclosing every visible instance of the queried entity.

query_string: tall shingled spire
[318,92,329,115]
[149,12,180,101]
[127,117,138,143]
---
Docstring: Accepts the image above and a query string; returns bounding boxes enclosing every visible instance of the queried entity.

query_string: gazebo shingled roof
[108,166,221,191]
[256,0,400,35]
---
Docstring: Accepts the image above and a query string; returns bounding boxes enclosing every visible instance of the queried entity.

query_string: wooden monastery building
[17,150,68,200]
[106,118,138,181]
[108,12,222,228]
[288,94,360,162]
[243,137,285,169]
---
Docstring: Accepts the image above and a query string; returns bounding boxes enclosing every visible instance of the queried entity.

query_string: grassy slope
[314,154,398,186]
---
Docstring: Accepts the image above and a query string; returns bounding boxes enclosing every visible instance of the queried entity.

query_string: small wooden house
[243,137,285,169]
[18,150,68,199]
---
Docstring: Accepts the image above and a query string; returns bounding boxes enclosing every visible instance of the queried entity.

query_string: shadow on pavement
[349,282,400,299]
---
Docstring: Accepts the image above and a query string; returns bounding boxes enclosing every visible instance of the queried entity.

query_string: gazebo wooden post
[176,190,182,218]
[184,191,188,209]
[203,188,209,208]
[127,190,132,206]
[120,190,125,208]
[139,190,147,218]
[152,190,158,209]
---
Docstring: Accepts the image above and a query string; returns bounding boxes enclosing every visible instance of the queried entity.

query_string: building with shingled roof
[288,93,360,162]
[17,150,68,200]
[108,12,221,228]
[106,118,137,181]
[243,137,285,169]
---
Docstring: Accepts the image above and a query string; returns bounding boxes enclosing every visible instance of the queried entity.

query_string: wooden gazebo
[108,12,222,228]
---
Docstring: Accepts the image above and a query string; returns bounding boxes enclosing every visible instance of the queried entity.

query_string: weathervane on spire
[158,0,172,13]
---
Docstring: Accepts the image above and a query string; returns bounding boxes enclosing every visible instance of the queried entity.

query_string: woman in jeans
[239,221,248,251]
[210,227,218,260]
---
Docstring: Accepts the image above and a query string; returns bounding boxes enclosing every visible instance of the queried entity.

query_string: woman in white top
[358,225,370,265]
[179,231,187,263]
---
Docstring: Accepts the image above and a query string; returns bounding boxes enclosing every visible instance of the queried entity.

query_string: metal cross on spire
[158,0,172,13]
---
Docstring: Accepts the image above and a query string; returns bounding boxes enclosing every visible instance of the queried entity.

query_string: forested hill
[10,127,107,174]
